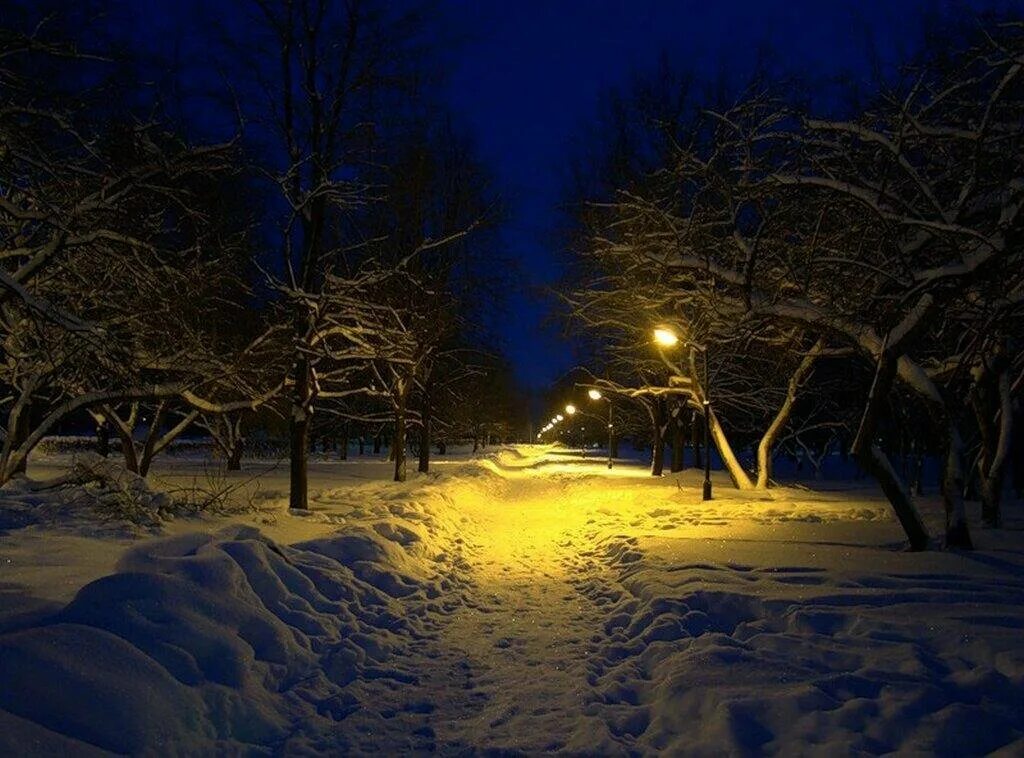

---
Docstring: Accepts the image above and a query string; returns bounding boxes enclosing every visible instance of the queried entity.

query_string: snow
[2,444,1023,754]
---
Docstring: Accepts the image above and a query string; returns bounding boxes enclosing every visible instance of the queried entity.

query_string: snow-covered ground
[1,445,1023,755]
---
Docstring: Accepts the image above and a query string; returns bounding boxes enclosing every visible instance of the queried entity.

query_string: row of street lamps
[536,390,614,469]
[538,326,713,500]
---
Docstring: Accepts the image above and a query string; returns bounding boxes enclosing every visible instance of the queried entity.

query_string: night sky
[132,0,1000,391]
[435,0,973,390]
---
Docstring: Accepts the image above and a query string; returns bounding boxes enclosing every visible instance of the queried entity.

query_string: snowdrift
[0,506,472,754]
[3,447,1024,755]
[570,533,1024,755]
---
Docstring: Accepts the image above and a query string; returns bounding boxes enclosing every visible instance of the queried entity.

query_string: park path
[423,470,625,753]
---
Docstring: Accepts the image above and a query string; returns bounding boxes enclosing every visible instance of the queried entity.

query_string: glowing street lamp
[587,388,614,469]
[653,327,679,347]
[653,326,712,501]
[562,404,583,455]
[556,414,564,421]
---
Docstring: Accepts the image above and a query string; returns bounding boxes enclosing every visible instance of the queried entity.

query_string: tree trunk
[97,420,110,458]
[975,368,1012,528]
[941,423,973,548]
[755,343,821,489]
[418,388,431,474]
[651,398,666,477]
[227,440,243,471]
[393,407,407,482]
[707,408,755,490]
[115,426,140,474]
[852,350,930,551]
[373,433,382,455]
[137,402,170,478]
[358,427,365,456]
[9,406,30,476]
[339,421,349,461]
[610,434,619,459]
[691,411,702,469]
[670,410,685,473]
[289,356,312,510]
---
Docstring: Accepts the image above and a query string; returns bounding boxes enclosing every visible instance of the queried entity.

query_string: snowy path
[410,453,1024,754]
[3,446,1024,755]
[428,474,609,752]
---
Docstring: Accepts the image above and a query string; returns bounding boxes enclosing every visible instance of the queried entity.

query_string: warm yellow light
[565,404,576,415]
[587,389,602,401]
[556,414,564,421]
[653,327,679,347]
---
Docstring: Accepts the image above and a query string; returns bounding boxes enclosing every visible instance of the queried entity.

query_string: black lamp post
[700,346,712,501]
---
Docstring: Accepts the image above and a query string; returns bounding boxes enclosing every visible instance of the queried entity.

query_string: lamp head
[653,327,679,347]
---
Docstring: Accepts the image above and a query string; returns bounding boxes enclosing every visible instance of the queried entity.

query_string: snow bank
[3,446,1023,754]
[0,492,475,754]
[570,533,1024,755]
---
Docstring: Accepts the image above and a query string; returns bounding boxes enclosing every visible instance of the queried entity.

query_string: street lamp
[653,326,712,501]
[563,404,583,455]
[653,328,680,347]
[587,389,614,469]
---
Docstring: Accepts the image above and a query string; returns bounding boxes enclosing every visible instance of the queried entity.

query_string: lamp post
[699,347,712,501]
[653,326,713,501]
[588,388,614,469]
[564,404,580,456]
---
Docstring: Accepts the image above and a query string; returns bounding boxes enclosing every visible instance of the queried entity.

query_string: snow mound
[0,454,172,537]
[0,516,471,754]
[571,550,1024,755]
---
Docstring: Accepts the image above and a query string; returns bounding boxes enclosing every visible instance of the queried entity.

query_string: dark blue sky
[128,0,1002,391]
[435,0,991,390]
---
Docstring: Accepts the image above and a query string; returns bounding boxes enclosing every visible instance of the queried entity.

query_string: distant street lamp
[587,389,614,469]
[653,326,712,501]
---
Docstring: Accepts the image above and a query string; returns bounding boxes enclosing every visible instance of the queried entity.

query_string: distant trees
[205,0,509,498]
[566,17,1024,549]
[0,1,518,494]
